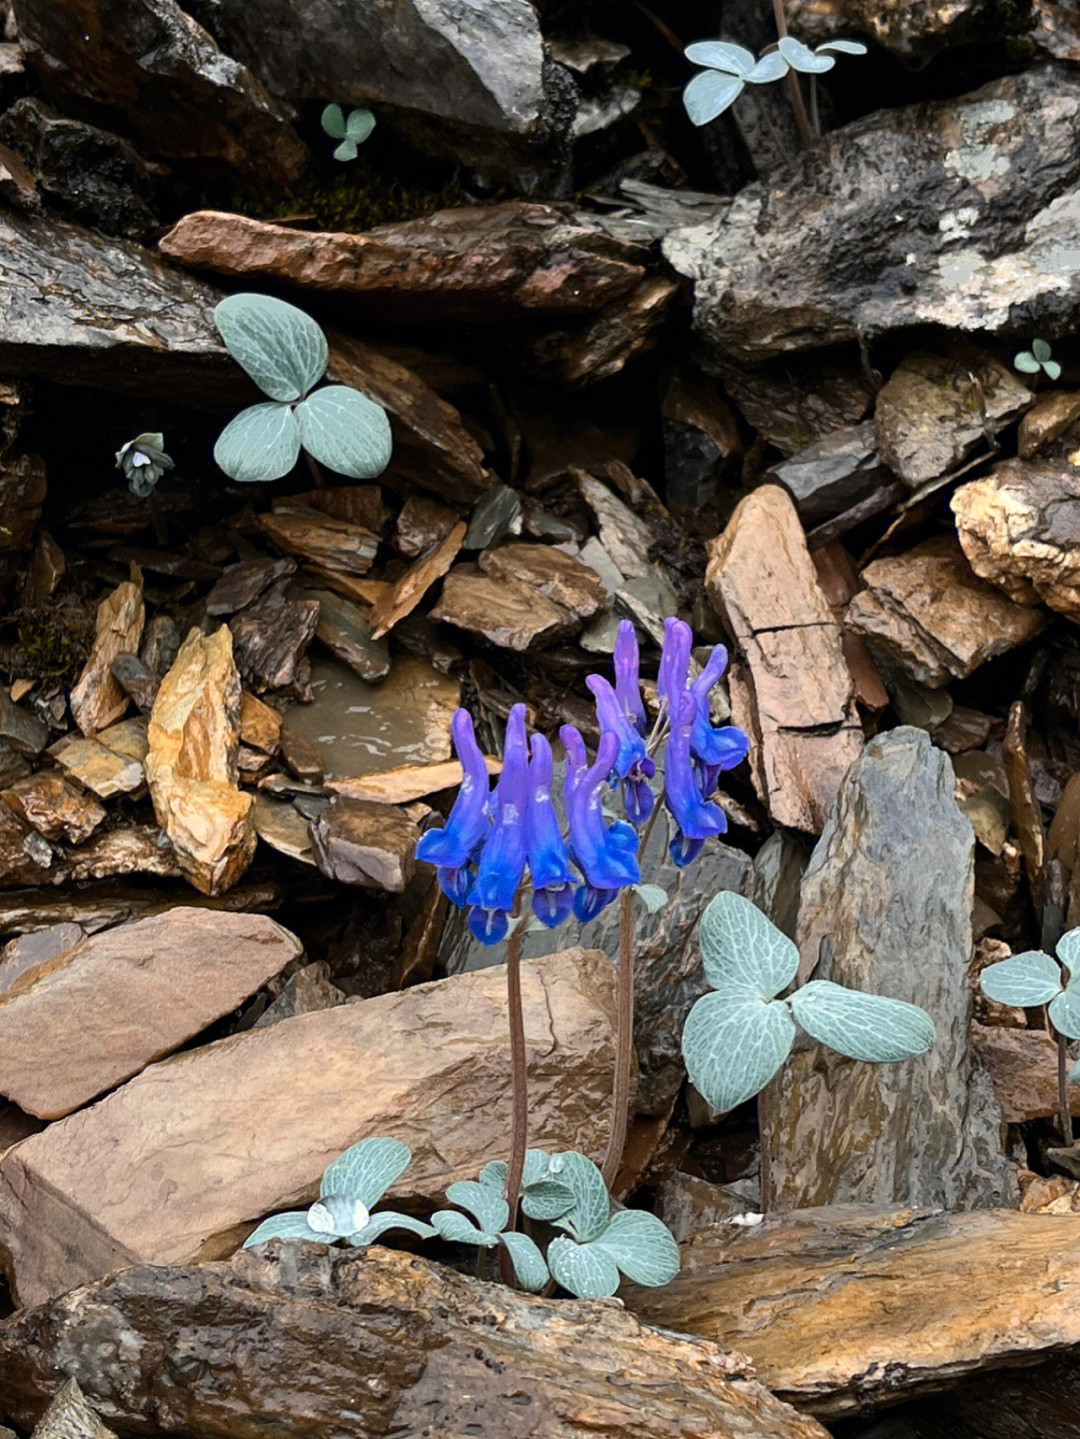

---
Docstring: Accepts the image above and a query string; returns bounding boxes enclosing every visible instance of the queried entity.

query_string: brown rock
[0,1246,829,1439]
[145,626,255,895]
[706,485,863,831]
[394,495,462,556]
[624,1205,1080,1418]
[251,794,316,866]
[846,535,1046,686]
[0,948,620,1306]
[0,907,301,1120]
[53,826,183,884]
[69,574,145,735]
[292,484,386,531]
[27,1380,115,1439]
[479,542,607,621]
[20,528,65,608]
[0,803,53,887]
[159,203,646,323]
[971,1023,1080,1123]
[952,459,1080,615]
[306,587,390,681]
[258,504,378,575]
[309,796,418,890]
[48,734,143,798]
[430,566,579,650]
[229,580,319,694]
[0,922,84,994]
[326,757,501,806]
[206,557,296,616]
[1018,388,1080,458]
[0,688,48,757]
[1,771,105,844]
[239,691,281,754]
[538,274,679,385]
[368,521,466,639]
[278,725,323,784]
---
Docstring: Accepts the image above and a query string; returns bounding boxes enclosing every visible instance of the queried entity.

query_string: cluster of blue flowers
[416,619,749,944]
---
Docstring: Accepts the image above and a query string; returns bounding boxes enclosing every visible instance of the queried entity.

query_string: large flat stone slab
[0,907,302,1120]
[0,1246,830,1439]
[0,948,618,1307]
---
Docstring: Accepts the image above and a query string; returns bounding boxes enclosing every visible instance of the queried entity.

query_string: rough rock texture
[970,1022,1080,1123]
[771,729,1017,1210]
[478,542,606,620]
[0,1246,831,1439]
[69,576,144,736]
[706,485,863,831]
[11,0,307,184]
[0,948,619,1306]
[430,565,582,649]
[846,536,1046,687]
[788,0,1025,61]
[145,626,255,895]
[664,67,1080,363]
[367,521,466,639]
[160,205,648,324]
[308,796,418,890]
[0,908,302,1119]
[1,773,104,844]
[952,460,1080,616]
[625,1205,1080,1417]
[29,1379,115,1439]
[179,0,574,180]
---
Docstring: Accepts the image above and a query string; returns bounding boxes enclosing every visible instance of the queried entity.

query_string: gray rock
[769,422,891,520]
[442,808,756,1116]
[12,0,306,186]
[664,66,1080,364]
[771,728,1017,1210]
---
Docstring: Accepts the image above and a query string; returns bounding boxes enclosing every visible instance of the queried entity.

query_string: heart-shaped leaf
[214,293,328,402]
[547,1236,621,1299]
[295,385,392,479]
[591,1210,680,1287]
[430,1209,496,1246]
[213,402,301,482]
[499,1231,549,1292]
[1014,351,1040,374]
[746,51,789,83]
[321,1137,412,1209]
[979,951,1062,1007]
[243,1211,326,1249]
[550,1151,611,1243]
[778,35,835,72]
[1033,338,1052,363]
[681,984,796,1113]
[1058,929,1080,981]
[1050,981,1080,1040]
[348,1211,436,1247]
[684,40,756,75]
[698,891,799,998]
[789,980,935,1062]
[333,140,358,161]
[521,1179,577,1222]
[321,104,347,139]
[683,69,745,126]
[346,108,375,143]
[444,1180,509,1237]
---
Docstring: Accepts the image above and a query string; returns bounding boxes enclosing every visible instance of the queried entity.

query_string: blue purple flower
[562,725,641,920]
[526,733,576,928]
[466,705,529,944]
[415,708,492,905]
[664,691,733,867]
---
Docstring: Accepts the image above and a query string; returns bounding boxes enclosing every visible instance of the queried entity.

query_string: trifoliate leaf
[321,104,347,139]
[1015,351,1041,374]
[345,108,375,143]
[698,890,799,998]
[682,984,796,1113]
[979,950,1063,1007]
[778,35,835,72]
[333,140,358,161]
[550,1151,611,1243]
[214,293,328,402]
[789,980,935,1063]
[243,1211,326,1249]
[443,1180,509,1237]
[213,402,301,483]
[746,51,789,83]
[1033,338,1052,363]
[1045,360,1062,381]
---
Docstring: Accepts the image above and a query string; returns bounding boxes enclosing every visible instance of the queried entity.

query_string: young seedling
[321,104,375,161]
[430,1180,550,1292]
[1014,339,1061,382]
[979,932,1080,1145]
[682,892,935,1206]
[243,1137,434,1250]
[213,293,392,484]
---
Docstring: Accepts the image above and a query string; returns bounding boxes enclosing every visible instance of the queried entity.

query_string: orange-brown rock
[238,691,281,754]
[326,757,501,806]
[69,573,145,735]
[367,520,466,639]
[0,948,619,1306]
[0,908,301,1120]
[706,485,863,831]
[394,495,462,556]
[0,772,105,843]
[145,626,255,895]
[430,565,581,650]
[479,542,607,621]
[970,1022,1080,1123]
[1017,389,1080,458]
[0,1246,830,1439]
[258,504,378,575]
[952,460,1080,617]
[308,796,418,890]
[624,1205,1080,1417]
[846,535,1046,686]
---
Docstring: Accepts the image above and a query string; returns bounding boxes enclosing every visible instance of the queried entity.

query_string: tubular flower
[466,705,529,945]
[657,617,692,718]
[562,725,640,920]
[613,620,647,736]
[664,691,731,868]
[688,644,750,794]
[586,674,655,827]
[415,708,491,905]
[526,733,576,928]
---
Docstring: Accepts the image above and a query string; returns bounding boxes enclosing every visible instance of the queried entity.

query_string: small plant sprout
[321,104,375,161]
[682,893,934,1204]
[431,1180,550,1292]
[243,1137,435,1250]
[979,931,1080,1145]
[1014,338,1061,382]
[115,433,174,498]
[212,292,392,484]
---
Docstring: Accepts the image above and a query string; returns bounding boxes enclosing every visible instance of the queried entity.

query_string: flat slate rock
[0,948,619,1307]
[0,907,301,1120]
[625,1205,1080,1418]
[0,1246,830,1439]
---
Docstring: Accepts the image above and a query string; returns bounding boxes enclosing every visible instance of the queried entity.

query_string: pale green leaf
[1057,928,1080,981]
[681,984,795,1113]
[547,1236,621,1299]
[321,104,346,138]
[817,39,867,55]
[333,139,358,161]
[778,35,834,72]
[683,69,744,126]
[213,402,301,482]
[499,1231,549,1292]
[550,1151,610,1243]
[1044,360,1062,381]
[243,1212,325,1249]
[1014,351,1040,374]
[1050,982,1080,1040]
[309,1194,369,1235]
[521,1180,576,1222]
[430,1209,496,1246]
[979,951,1062,1007]
[698,890,799,998]
[789,980,935,1062]
[592,1210,680,1287]
[347,1211,435,1246]
[295,385,392,479]
[321,1137,412,1208]
[684,40,756,74]
[746,51,789,83]
[214,293,327,401]
[345,108,375,142]
[443,1180,509,1237]
[1033,338,1052,362]
[633,884,669,914]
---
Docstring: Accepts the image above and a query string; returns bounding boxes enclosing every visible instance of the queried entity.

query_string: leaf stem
[1059,1029,1074,1146]
[770,0,814,146]
[601,887,636,1189]
[501,914,528,1284]
[304,451,326,488]
[758,1080,774,1214]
